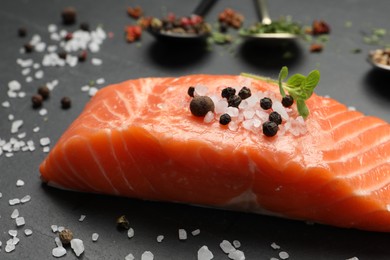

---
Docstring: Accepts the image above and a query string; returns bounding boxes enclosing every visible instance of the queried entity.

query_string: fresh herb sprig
[241,66,320,119]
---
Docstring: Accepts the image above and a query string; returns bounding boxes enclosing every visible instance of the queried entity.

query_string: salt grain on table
[197,245,214,260]
[191,229,200,236]
[220,240,236,254]
[35,70,44,79]
[24,229,33,236]
[9,198,21,205]
[92,233,99,242]
[127,228,134,238]
[40,137,50,146]
[16,217,25,227]
[51,225,58,233]
[2,101,10,107]
[11,209,19,219]
[279,251,289,259]
[16,179,25,187]
[233,240,241,248]
[11,120,23,134]
[9,230,17,237]
[178,229,187,240]
[141,251,154,260]
[156,235,164,243]
[5,243,15,253]
[228,249,245,260]
[88,87,98,96]
[70,238,85,257]
[96,78,105,84]
[21,195,31,203]
[125,253,135,260]
[52,246,67,258]
[271,242,280,250]
[91,58,102,66]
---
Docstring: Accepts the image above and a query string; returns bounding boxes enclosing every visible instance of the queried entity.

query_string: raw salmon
[39,75,390,232]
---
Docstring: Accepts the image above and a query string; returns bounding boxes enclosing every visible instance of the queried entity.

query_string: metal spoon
[147,0,217,43]
[241,0,298,40]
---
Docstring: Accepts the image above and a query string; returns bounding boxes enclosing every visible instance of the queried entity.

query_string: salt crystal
[0,192,2,198]
[228,249,245,260]
[35,70,44,79]
[8,80,21,91]
[345,257,359,260]
[11,120,23,134]
[204,111,214,123]
[52,246,67,258]
[226,107,239,117]
[242,120,254,130]
[39,108,48,116]
[228,121,238,131]
[79,215,86,221]
[89,87,98,96]
[89,42,100,52]
[157,235,164,242]
[191,229,200,236]
[30,34,41,45]
[243,110,255,120]
[35,42,46,52]
[43,146,50,153]
[91,58,102,66]
[271,242,280,250]
[58,226,65,232]
[2,101,10,107]
[47,45,58,52]
[26,76,33,83]
[220,240,236,254]
[272,100,289,120]
[233,240,241,248]
[55,237,63,247]
[197,246,214,260]
[22,68,31,76]
[70,238,85,257]
[81,85,90,92]
[141,251,154,260]
[96,78,105,84]
[215,99,228,114]
[5,152,14,158]
[16,179,25,187]
[47,79,59,90]
[9,198,20,205]
[279,251,289,259]
[33,126,40,132]
[51,224,58,233]
[127,228,134,238]
[18,92,26,98]
[9,230,18,237]
[21,195,31,203]
[17,58,34,67]
[48,24,57,33]
[178,229,187,240]
[16,217,25,227]
[66,55,78,67]
[8,90,18,98]
[40,137,50,146]
[125,253,135,260]
[255,110,268,122]
[24,229,33,236]
[194,85,208,96]
[5,243,15,253]
[92,233,99,242]
[11,209,19,219]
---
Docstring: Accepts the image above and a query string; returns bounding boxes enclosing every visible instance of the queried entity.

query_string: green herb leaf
[303,70,320,98]
[278,66,288,97]
[296,99,309,118]
[286,73,305,87]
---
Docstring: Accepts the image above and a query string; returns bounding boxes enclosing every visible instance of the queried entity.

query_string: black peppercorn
[282,95,294,107]
[219,113,231,125]
[221,87,236,99]
[61,7,77,25]
[58,51,67,60]
[269,111,282,125]
[116,215,130,230]
[262,121,278,137]
[80,22,90,31]
[187,86,195,97]
[238,87,251,100]
[31,94,43,108]
[78,50,87,62]
[190,96,214,117]
[61,97,71,109]
[24,43,34,53]
[18,27,27,37]
[227,95,241,108]
[260,97,272,110]
[38,85,50,100]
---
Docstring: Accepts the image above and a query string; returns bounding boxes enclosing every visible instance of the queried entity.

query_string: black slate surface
[1,0,390,259]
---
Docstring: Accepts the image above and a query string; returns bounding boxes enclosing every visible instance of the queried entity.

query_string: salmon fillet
[39,75,390,232]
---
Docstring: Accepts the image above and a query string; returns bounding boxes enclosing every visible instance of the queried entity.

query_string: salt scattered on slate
[81,85,90,92]
[96,78,105,84]
[279,251,289,259]
[233,240,241,248]
[220,240,236,254]
[197,246,214,260]
[9,230,18,237]
[24,229,33,236]
[55,237,62,247]
[16,179,25,187]
[0,192,2,198]
[58,226,65,232]
[271,242,281,250]
[9,198,21,205]
[52,246,67,258]
[5,243,15,253]
[21,67,31,75]
[141,251,154,260]
[178,229,187,240]
[91,58,102,66]
[127,228,134,238]
[346,257,359,260]
[79,214,86,222]
[228,249,245,260]
[70,238,85,257]
[156,235,164,243]
[40,137,50,146]
[16,217,25,227]
[88,87,98,96]
[191,229,200,236]
[92,233,99,242]
[11,120,23,134]
[125,253,135,260]
[33,126,40,132]
[2,101,10,108]
[51,225,58,233]
[21,195,31,203]
[26,76,33,83]
[8,114,14,120]
[43,146,50,153]
[11,209,19,219]
[39,108,48,116]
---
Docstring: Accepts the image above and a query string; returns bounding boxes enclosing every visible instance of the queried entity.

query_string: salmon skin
[40,75,390,232]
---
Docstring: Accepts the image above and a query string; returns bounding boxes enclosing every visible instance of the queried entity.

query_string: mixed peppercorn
[188,85,295,137]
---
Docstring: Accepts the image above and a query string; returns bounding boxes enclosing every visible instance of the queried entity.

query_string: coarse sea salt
[24,229,33,236]
[178,229,187,240]
[91,58,102,66]
[220,240,236,254]
[204,111,214,123]
[141,251,154,260]
[40,137,50,146]
[52,246,67,258]
[11,120,23,134]
[271,242,280,250]
[21,195,31,203]
[127,228,134,238]
[9,230,18,237]
[156,235,164,242]
[9,198,21,206]
[125,253,135,260]
[191,229,201,236]
[228,249,245,260]
[70,238,85,257]
[2,101,10,108]
[51,225,58,233]
[16,217,25,227]
[198,246,214,260]
[11,209,19,219]
[79,214,86,222]
[88,87,98,96]
[92,233,99,242]
[279,251,289,259]
[233,240,241,248]
[16,179,25,187]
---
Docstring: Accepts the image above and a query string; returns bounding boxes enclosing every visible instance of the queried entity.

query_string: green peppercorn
[227,95,241,108]
[238,87,251,100]
[221,87,236,99]
[260,97,272,110]
[262,121,278,137]
[282,95,294,107]
[269,111,282,125]
[187,86,195,97]
[219,113,231,125]
[190,96,215,117]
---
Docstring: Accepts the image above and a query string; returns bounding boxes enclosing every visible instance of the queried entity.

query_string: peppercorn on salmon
[39,75,390,232]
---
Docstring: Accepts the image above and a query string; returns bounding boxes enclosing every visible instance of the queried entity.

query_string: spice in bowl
[369,48,390,68]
